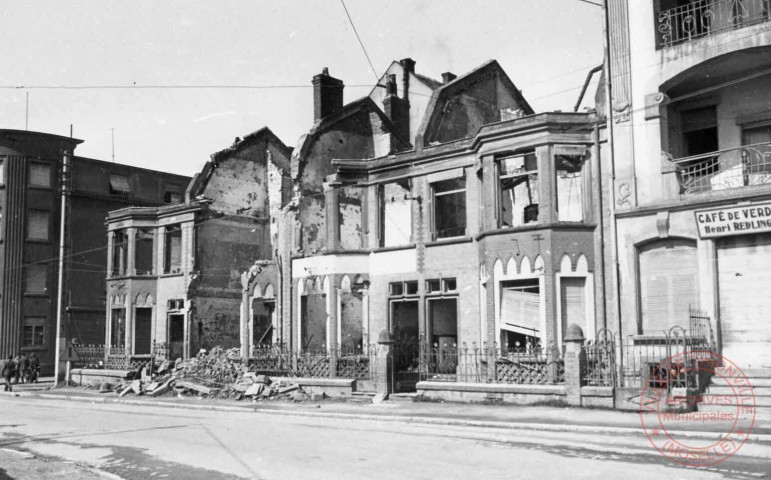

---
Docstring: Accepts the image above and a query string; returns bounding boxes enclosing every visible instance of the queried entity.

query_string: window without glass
[23,317,45,347]
[111,308,125,347]
[24,264,47,294]
[135,228,154,275]
[164,225,182,274]
[556,155,585,222]
[499,152,539,227]
[743,123,771,146]
[681,106,718,157]
[27,210,50,241]
[379,180,412,247]
[0,158,5,185]
[164,191,183,204]
[111,230,127,276]
[28,162,52,188]
[109,174,131,195]
[432,177,466,239]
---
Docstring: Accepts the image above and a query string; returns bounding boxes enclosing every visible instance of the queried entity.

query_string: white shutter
[560,277,586,334]
[639,240,698,334]
[501,288,540,336]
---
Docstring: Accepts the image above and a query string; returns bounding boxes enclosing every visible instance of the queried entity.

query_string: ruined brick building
[105,128,291,359]
[250,58,608,383]
[0,129,189,373]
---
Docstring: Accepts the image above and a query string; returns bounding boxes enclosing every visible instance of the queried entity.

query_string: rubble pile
[107,347,319,402]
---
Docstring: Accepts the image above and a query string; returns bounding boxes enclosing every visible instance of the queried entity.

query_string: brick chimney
[441,72,457,84]
[313,67,344,122]
[400,58,415,101]
[383,74,410,150]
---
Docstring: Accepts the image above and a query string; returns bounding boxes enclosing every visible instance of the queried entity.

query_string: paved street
[0,396,769,480]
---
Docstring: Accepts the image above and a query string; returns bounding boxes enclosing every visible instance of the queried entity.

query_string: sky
[1,0,604,177]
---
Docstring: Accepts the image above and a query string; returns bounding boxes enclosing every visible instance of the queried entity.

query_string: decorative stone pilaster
[564,323,586,406]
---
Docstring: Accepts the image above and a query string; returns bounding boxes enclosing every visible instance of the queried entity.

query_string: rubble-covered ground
[88,347,328,403]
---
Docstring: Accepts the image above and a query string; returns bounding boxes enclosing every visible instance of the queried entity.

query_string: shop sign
[694,201,771,238]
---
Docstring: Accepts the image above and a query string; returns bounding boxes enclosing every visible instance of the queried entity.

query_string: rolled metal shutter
[717,234,771,368]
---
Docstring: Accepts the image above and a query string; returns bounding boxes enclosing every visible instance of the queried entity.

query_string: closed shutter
[639,240,698,334]
[717,234,771,368]
[501,287,540,336]
[560,277,586,335]
[27,210,50,240]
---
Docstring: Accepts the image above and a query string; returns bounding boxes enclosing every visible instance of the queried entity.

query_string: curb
[24,392,771,443]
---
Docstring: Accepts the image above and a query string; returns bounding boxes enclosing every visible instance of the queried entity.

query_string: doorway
[168,314,185,360]
[134,308,152,355]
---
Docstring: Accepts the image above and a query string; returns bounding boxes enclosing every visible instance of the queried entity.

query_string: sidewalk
[10,387,771,442]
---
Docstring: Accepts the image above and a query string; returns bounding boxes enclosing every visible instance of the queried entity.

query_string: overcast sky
[1,0,603,177]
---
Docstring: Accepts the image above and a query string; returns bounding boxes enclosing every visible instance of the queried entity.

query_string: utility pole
[54,149,71,386]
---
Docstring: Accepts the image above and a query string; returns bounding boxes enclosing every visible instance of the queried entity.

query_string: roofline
[73,155,191,179]
[0,129,84,146]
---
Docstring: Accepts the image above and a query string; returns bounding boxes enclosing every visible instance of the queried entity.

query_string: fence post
[564,323,586,406]
[329,345,338,378]
[375,330,394,402]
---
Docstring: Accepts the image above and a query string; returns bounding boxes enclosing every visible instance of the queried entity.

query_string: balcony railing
[676,142,771,194]
[657,0,771,48]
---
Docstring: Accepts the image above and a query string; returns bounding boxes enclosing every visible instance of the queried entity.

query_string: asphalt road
[0,396,769,480]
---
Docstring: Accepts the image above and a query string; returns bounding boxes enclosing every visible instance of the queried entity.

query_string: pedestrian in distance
[17,352,28,385]
[28,352,40,383]
[11,353,20,384]
[2,356,15,392]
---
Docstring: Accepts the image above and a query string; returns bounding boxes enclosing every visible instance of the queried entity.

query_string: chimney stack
[383,73,409,151]
[400,58,415,101]
[313,68,344,122]
[442,72,457,84]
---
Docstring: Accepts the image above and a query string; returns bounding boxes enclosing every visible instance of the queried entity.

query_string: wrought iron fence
[677,143,771,194]
[656,0,771,48]
[248,343,295,377]
[418,342,565,385]
[335,344,375,379]
[584,329,616,387]
[73,344,108,367]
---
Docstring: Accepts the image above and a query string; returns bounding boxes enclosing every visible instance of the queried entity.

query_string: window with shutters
[560,277,586,338]
[638,239,698,334]
[499,278,542,351]
[28,162,52,188]
[164,225,182,274]
[27,210,50,241]
[109,174,131,196]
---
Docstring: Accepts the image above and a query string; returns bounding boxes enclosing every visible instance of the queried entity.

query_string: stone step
[700,393,771,407]
[714,367,771,379]
[706,384,771,396]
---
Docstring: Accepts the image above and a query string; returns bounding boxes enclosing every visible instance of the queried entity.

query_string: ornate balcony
[676,142,771,194]
[656,0,771,49]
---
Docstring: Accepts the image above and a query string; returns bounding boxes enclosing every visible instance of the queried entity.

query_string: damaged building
[262,59,607,390]
[105,128,292,359]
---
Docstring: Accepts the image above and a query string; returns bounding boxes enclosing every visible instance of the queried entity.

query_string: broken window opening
[339,187,363,250]
[109,174,131,196]
[252,300,275,347]
[111,308,125,348]
[556,155,586,222]
[164,225,182,274]
[499,278,542,352]
[111,230,127,276]
[379,180,412,247]
[134,307,152,355]
[135,228,154,275]
[164,191,183,204]
[427,298,458,349]
[499,152,539,227]
[301,294,327,352]
[432,177,466,239]
[340,291,363,353]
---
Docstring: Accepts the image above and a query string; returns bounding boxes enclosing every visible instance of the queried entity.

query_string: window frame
[497,151,539,228]
[163,224,183,274]
[28,161,53,189]
[430,176,467,240]
[24,264,47,295]
[22,316,46,348]
[26,209,51,242]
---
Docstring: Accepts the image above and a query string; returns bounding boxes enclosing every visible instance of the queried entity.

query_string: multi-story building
[105,127,292,359]
[268,59,606,390]
[0,129,189,373]
[605,0,771,368]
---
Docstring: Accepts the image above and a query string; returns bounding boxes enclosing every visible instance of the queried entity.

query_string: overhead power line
[339,0,380,82]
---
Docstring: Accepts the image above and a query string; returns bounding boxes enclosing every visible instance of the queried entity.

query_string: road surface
[0,396,768,479]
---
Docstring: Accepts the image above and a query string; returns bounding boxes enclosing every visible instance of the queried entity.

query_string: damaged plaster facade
[263,59,608,372]
[105,128,292,359]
